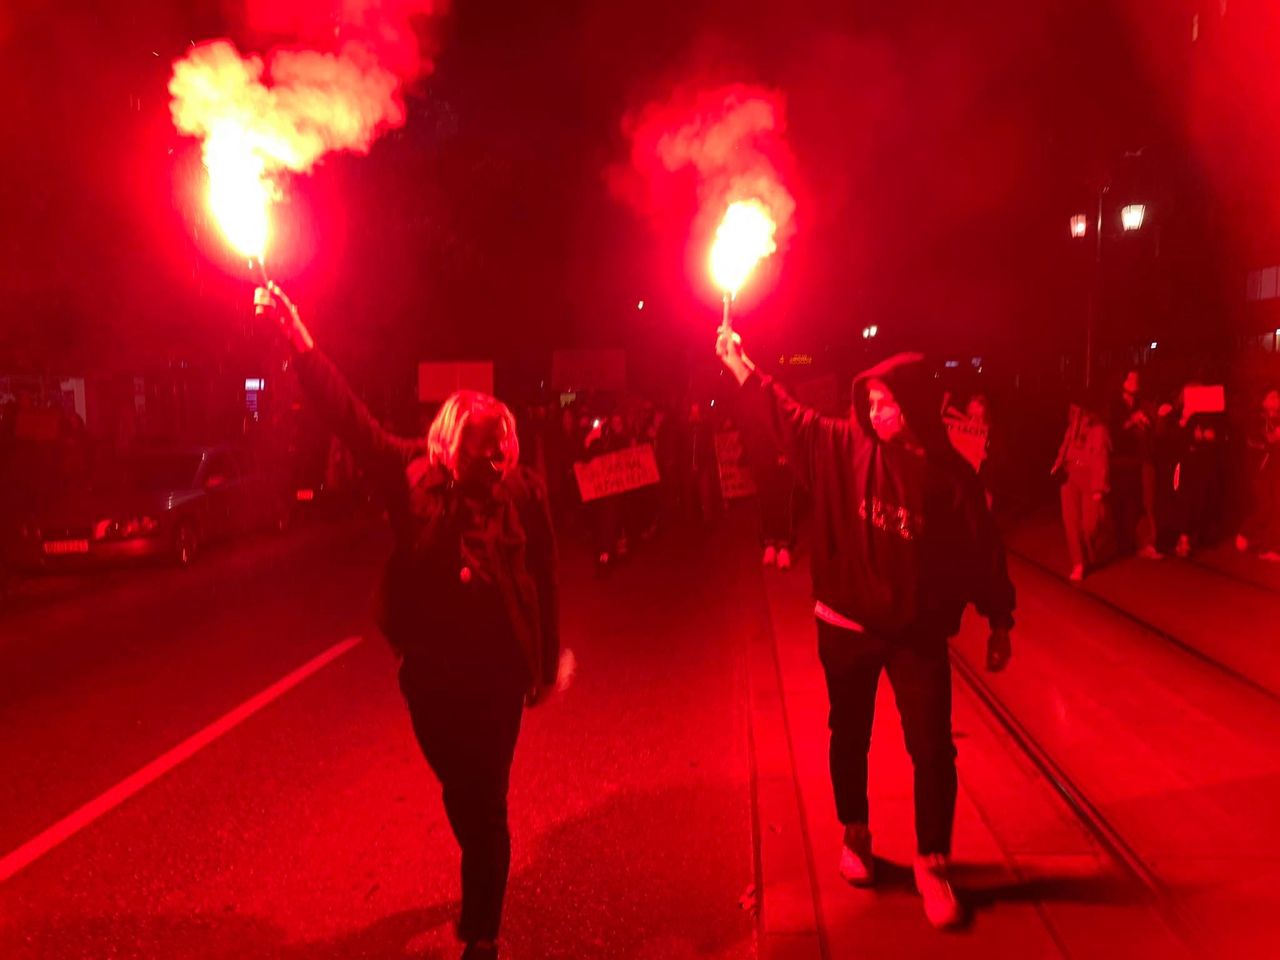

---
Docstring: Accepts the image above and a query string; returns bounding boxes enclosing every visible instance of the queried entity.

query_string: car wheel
[173,522,199,568]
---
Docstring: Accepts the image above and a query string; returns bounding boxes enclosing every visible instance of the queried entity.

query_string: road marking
[0,634,365,884]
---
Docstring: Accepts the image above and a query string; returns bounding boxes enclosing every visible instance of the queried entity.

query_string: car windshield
[126,453,203,492]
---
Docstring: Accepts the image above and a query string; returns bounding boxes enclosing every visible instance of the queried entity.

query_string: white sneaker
[776,548,792,571]
[838,824,874,887]
[914,854,962,929]
[1069,564,1084,582]
[762,545,777,566]
[1137,545,1163,560]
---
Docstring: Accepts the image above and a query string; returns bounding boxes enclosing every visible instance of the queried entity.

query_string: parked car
[14,445,291,570]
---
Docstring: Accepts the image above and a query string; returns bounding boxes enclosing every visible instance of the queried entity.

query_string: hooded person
[259,283,560,960]
[717,327,1014,931]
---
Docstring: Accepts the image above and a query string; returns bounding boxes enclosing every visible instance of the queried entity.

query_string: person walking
[717,328,1015,930]
[1052,399,1111,582]
[259,283,561,960]
[1238,386,1280,562]
[1109,370,1161,559]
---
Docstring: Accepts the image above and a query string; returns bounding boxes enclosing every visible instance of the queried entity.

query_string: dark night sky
[0,0,1243,386]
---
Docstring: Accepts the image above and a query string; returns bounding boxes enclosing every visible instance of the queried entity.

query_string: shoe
[762,545,777,566]
[1137,545,1163,560]
[1069,564,1084,583]
[460,942,498,960]
[597,551,610,567]
[1236,534,1250,553]
[776,548,792,571]
[914,854,963,929]
[1261,551,1280,564]
[1175,535,1191,558]
[838,823,874,887]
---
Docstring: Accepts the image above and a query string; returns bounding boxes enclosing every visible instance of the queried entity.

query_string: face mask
[457,451,502,488]
[456,419,505,488]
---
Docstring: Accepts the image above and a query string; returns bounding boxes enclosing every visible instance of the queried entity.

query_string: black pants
[1112,459,1157,553]
[398,650,527,942]
[757,463,795,548]
[816,619,957,856]
[590,496,622,555]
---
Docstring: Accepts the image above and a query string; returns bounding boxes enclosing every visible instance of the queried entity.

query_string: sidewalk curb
[747,592,828,959]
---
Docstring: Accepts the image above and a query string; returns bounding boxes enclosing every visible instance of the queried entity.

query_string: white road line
[0,634,365,885]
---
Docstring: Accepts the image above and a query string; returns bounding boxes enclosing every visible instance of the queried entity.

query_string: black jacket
[293,350,560,686]
[740,353,1014,637]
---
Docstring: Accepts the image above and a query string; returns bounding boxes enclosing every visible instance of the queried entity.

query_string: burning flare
[170,2,448,264]
[203,121,275,260]
[709,199,778,297]
[612,83,795,303]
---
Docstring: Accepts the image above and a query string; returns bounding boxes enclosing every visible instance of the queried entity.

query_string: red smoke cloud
[243,0,446,87]
[615,83,797,247]
[169,1,449,258]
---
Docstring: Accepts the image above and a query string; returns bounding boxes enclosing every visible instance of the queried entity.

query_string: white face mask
[867,381,904,442]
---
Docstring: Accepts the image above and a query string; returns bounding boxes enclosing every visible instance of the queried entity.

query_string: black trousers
[1111,459,1157,553]
[398,650,527,942]
[816,618,957,856]
[757,463,796,548]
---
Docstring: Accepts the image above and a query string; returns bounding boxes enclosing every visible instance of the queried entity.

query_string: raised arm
[715,325,851,488]
[258,283,422,469]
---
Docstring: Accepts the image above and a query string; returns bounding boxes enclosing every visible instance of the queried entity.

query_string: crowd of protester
[515,390,802,571]
[511,361,1280,588]
[1051,369,1280,581]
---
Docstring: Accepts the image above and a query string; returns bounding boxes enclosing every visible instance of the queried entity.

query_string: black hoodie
[740,353,1014,637]
[291,349,560,686]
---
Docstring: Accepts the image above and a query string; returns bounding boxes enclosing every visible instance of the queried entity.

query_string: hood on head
[851,353,948,451]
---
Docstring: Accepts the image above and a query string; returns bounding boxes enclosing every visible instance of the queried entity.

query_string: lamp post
[1071,189,1145,389]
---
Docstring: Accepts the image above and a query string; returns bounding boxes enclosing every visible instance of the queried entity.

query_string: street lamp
[1121,203,1146,232]
[1072,188,1146,388]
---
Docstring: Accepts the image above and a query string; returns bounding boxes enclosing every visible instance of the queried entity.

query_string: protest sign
[714,430,758,500]
[574,444,660,502]
[946,418,989,472]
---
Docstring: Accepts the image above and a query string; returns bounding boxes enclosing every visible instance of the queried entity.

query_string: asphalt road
[0,518,758,960]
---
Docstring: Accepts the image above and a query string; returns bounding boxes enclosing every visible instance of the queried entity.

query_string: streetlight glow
[1070,214,1088,238]
[1121,203,1147,232]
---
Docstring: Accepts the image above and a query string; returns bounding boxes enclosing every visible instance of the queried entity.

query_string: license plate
[43,539,90,555]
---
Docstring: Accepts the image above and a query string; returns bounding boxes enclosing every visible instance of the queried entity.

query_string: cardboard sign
[1182,384,1225,418]
[574,444,660,502]
[714,430,758,500]
[946,418,989,472]
[418,362,494,403]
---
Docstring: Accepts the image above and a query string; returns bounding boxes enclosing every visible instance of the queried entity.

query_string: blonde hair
[426,390,520,479]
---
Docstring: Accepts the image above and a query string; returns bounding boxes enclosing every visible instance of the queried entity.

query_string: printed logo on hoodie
[858,496,923,541]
